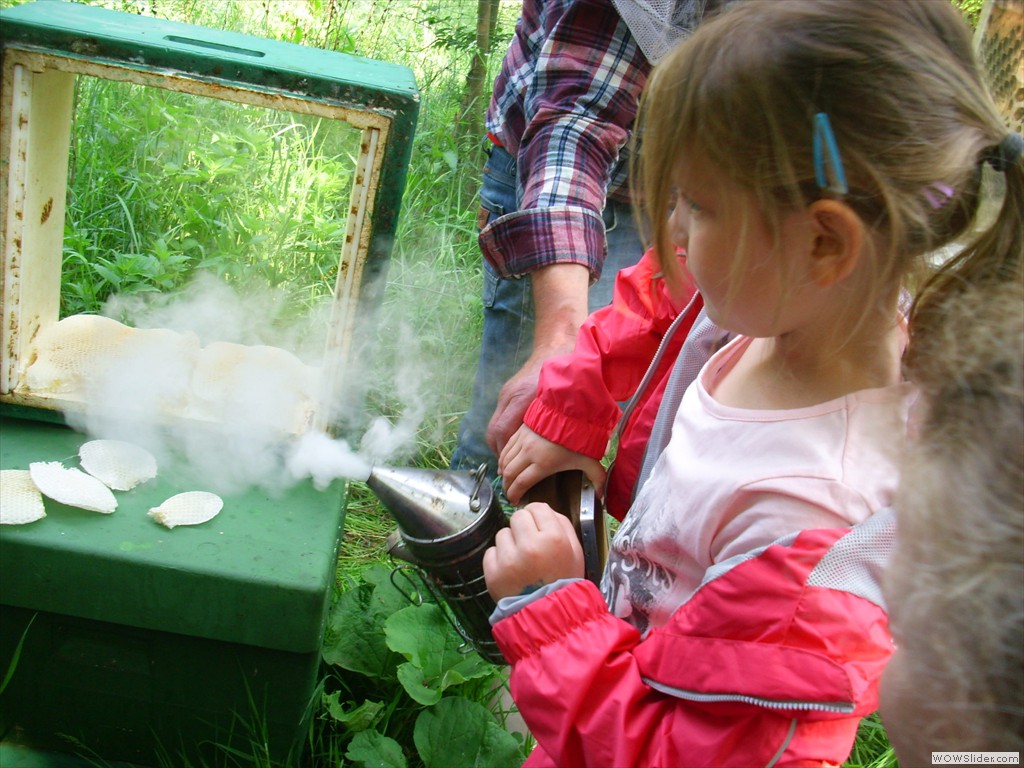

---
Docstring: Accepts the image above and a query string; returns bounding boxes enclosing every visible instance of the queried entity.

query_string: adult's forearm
[483,262,591,456]
[529,262,591,356]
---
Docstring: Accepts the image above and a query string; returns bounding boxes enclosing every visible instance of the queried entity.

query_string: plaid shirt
[480,0,650,280]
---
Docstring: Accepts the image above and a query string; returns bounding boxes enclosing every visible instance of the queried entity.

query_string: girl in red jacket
[483,1,1023,765]
[500,244,711,521]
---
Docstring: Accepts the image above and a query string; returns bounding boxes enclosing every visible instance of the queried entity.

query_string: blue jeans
[450,145,644,474]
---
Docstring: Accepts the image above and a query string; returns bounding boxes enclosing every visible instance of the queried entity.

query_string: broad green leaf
[346,729,407,768]
[363,564,420,613]
[322,583,399,678]
[322,691,385,733]
[92,262,122,287]
[395,662,442,707]
[322,566,418,678]
[385,604,493,705]
[413,697,524,768]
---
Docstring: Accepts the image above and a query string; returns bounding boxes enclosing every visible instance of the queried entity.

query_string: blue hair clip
[813,112,849,196]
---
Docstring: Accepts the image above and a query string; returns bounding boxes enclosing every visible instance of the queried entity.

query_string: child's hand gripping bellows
[482,503,585,601]
[498,424,607,505]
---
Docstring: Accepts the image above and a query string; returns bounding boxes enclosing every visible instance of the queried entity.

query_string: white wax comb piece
[29,461,117,514]
[80,439,157,491]
[148,491,223,530]
[0,470,47,525]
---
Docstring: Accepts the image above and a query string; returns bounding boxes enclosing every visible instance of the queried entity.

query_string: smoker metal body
[367,466,609,666]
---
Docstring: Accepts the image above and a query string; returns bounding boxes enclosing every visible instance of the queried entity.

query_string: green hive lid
[0,0,419,108]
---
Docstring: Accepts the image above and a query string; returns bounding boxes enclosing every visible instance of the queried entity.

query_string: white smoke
[285,430,371,490]
[64,271,434,495]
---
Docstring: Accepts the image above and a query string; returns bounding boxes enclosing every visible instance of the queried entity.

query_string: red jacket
[522,248,701,519]
[493,511,895,768]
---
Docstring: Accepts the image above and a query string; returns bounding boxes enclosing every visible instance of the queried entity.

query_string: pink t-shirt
[602,334,917,635]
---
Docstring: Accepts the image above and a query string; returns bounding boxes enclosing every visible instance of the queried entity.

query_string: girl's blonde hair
[634,0,1022,334]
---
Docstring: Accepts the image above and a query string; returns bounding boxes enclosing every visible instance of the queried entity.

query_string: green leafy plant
[62,74,360,319]
[319,565,528,768]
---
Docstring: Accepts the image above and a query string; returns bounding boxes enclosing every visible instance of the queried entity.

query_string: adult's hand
[485,350,550,458]
[485,262,591,455]
[500,425,607,505]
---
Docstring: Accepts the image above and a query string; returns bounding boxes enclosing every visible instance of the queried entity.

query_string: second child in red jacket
[500,246,704,520]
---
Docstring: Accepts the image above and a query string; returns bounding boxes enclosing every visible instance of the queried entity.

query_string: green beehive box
[0,417,347,764]
[0,1,418,763]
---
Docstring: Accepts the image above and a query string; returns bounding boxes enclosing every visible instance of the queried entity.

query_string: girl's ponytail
[907,135,1024,377]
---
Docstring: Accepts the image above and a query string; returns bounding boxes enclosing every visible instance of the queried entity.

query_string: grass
[335,483,394,575]
[63,76,361,319]
[0,0,915,764]
[846,715,901,768]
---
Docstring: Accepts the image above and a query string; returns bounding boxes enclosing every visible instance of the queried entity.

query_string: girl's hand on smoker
[483,503,585,601]
[499,425,606,504]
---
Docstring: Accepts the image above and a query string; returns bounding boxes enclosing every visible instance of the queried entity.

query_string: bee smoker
[367,463,509,664]
[366,465,608,665]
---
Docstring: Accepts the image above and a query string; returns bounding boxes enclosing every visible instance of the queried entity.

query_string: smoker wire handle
[388,563,426,607]
[468,463,489,512]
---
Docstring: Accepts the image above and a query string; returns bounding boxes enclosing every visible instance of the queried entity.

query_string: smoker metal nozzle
[366,464,494,542]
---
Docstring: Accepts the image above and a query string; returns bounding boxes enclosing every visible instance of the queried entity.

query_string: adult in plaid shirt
[451,0,720,478]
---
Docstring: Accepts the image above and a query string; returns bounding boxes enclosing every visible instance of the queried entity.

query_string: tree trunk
[458,0,501,170]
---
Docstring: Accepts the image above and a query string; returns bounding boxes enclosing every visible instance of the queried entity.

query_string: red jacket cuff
[523,397,612,458]
[492,580,620,663]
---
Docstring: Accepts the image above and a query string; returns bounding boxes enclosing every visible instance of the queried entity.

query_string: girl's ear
[806,199,863,287]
